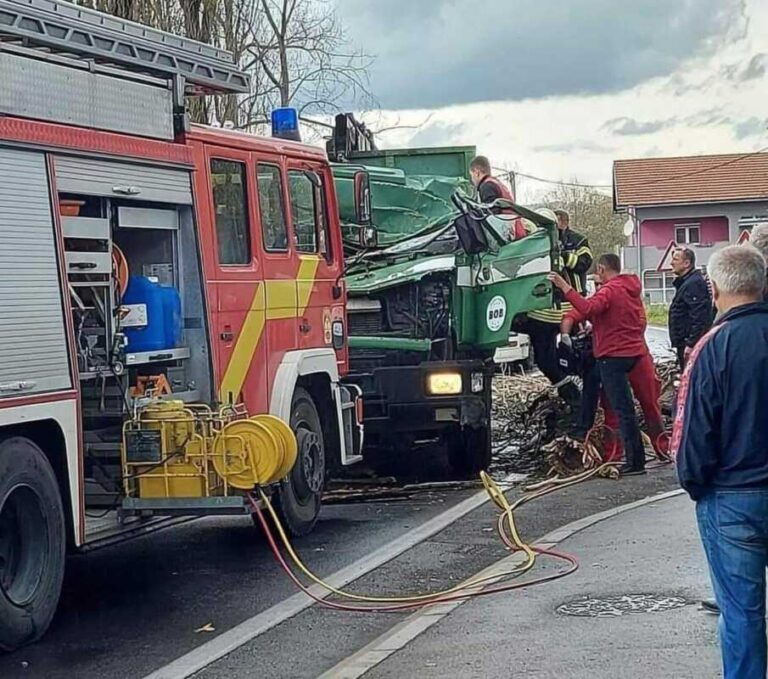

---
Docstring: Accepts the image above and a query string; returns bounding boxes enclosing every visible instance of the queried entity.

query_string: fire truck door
[206,151,268,412]
[253,160,297,389]
[285,163,339,352]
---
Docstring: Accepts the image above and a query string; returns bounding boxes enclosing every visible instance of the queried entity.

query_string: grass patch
[645,304,669,327]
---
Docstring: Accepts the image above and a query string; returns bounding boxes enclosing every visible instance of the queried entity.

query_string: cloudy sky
[335,0,767,200]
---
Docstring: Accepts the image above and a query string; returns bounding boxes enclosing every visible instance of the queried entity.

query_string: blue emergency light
[271,107,301,142]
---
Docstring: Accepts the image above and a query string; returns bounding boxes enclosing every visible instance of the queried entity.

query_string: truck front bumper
[344,361,491,443]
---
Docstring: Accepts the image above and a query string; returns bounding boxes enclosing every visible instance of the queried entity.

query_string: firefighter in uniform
[469,155,527,240]
[528,209,592,403]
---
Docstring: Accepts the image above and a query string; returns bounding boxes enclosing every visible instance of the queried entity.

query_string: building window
[210,159,251,266]
[642,270,676,305]
[256,164,289,252]
[675,223,700,245]
[739,215,768,229]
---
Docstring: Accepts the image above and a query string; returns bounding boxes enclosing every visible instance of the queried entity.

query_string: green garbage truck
[328,115,557,475]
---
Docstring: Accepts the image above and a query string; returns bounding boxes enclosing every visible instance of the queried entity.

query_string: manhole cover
[557,594,689,618]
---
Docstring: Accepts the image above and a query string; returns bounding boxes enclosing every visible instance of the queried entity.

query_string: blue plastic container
[122,276,167,352]
[160,285,182,349]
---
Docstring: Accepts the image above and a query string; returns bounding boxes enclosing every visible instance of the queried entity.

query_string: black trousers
[579,356,646,469]
[527,318,579,403]
[675,345,687,372]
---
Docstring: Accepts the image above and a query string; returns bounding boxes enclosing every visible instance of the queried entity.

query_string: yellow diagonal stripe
[219,282,266,403]
[218,256,321,403]
[265,279,296,320]
[296,256,321,313]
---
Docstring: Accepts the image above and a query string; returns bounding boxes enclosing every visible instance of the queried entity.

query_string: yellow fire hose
[250,462,620,611]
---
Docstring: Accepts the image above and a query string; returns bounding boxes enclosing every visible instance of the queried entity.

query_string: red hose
[250,494,579,612]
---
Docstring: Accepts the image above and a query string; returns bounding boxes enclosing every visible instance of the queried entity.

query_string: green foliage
[644,304,669,327]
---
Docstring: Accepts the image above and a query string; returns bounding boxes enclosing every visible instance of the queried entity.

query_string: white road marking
[143,488,498,679]
[319,489,685,679]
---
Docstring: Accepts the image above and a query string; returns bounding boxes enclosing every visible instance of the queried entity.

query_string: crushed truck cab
[329,132,557,474]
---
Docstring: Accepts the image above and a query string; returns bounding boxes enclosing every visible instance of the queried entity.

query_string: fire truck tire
[0,437,66,652]
[446,425,492,478]
[273,388,325,537]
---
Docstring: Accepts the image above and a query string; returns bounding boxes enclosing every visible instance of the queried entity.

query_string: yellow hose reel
[122,401,298,499]
[212,415,298,489]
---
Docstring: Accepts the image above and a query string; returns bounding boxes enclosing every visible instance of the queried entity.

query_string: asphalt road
[0,487,477,679]
[1,334,678,678]
[1,465,680,679]
[645,325,674,361]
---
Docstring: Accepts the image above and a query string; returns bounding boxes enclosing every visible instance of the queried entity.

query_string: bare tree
[544,184,624,262]
[72,0,375,129]
[237,0,375,130]
[75,0,181,29]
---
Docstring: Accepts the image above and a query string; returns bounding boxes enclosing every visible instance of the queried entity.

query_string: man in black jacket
[527,209,592,405]
[668,248,712,369]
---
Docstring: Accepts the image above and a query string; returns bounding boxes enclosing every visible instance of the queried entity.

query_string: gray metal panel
[61,216,110,240]
[118,206,179,230]
[65,250,112,275]
[55,156,193,204]
[0,148,72,395]
[0,51,174,140]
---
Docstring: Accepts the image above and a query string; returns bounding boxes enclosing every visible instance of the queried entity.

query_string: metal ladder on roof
[0,0,250,139]
[0,0,250,92]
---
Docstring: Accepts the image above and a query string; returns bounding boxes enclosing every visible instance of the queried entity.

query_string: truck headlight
[426,372,462,396]
[471,372,484,393]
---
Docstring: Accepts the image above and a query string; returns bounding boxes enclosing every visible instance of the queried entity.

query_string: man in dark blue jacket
[674,244,768,679]
[668,248,712,369]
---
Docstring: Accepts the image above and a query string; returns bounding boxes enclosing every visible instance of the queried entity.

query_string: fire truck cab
[0,0,361,651]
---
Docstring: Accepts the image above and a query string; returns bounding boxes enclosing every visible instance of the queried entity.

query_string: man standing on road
[669,248,712,370]
[549,254,647,476]
[561,309,668,461]
[527,209,592,406]
[468,155,527,240]
[674,245,768,679]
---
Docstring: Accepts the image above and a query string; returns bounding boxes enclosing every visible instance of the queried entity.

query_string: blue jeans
[697,490,768,679]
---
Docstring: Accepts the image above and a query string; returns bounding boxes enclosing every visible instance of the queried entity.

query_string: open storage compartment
[56,158,213,513]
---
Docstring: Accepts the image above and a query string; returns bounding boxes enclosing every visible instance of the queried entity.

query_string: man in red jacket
[562,311,668,462]
[469,155,527,240]
[549,253,649,475]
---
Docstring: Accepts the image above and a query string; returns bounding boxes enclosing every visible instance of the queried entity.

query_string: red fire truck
[0,0,362,650]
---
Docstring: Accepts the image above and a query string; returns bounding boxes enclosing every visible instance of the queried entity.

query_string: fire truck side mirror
[353,170,372,227]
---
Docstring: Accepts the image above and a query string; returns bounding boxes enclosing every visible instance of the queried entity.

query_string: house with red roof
[613,151,768,303]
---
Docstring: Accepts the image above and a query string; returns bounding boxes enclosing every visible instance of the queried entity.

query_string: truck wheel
[274,388,326,537]
[0,437,66,652]
[446,425,492,478]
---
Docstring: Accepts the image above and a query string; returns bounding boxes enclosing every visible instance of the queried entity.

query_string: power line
[491,166,612,190]
[492,143,768,193]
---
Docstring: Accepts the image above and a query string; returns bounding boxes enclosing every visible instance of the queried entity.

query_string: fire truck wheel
[274,388,326,537]
[446,425,492,478]
[0,437,66,652]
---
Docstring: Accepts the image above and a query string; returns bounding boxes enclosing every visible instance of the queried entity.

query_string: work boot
[700,598,720,615]
[618,464,646,477]
[558,381,581,408]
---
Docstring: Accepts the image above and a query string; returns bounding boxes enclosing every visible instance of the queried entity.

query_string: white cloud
[347,0,768,203]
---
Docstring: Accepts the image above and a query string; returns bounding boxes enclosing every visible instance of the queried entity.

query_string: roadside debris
[327,358,679,502]
[490,358,678,482]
